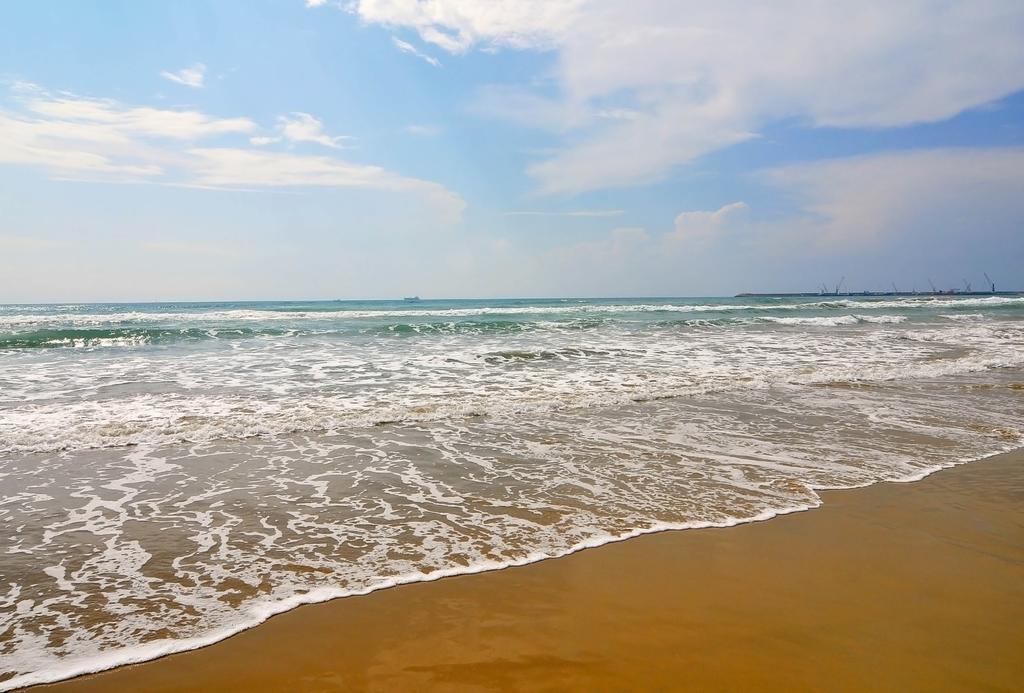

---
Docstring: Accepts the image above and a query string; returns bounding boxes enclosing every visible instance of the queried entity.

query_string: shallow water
[1,296,1022,689]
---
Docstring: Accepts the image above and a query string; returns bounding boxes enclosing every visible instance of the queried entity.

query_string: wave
[0,327,293,350]
[480,346,636,363]
[4,345,1021,455]
[374,317,607,336]
[939,313,987,322]
[0,313,920,349]
[0,320,609,349]
[0,313,917,351]
[2,296,1020,328]
[822,296,1024,311]
[759,314,907,326]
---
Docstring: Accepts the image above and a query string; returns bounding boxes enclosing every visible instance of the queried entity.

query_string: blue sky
[1,0,1022,301]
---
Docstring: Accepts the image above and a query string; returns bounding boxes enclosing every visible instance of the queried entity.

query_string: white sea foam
[1,507,814,692]
[1,295,1020,328]
[759,314,908,326]
[939,313,986,322]
[1,322,1021,454]
[3,435,1020,692]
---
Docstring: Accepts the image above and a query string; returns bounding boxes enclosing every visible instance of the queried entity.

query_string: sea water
[1,295,1022,688]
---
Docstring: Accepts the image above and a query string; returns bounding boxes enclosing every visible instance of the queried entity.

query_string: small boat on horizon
[403,296,421,302]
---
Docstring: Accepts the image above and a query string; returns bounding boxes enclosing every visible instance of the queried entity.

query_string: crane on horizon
[984,272,995,293]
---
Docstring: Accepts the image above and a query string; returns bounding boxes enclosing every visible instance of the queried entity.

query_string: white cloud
[505,209,624,217]
[306,0,329,7]
[185,148,466,224]
[668,202,748,244]
[760,147,1024,250]
[159,63,207,88]
[650,148,1024,260]
[457,147,1024,296]
[0,86,256,180]
[247,113,351,149]
[354,0,584,53]
[277,112,352,148]
[353,1,1024,194]
[0,84,465,224]
[0,111,165,180]
[391,37,441,67]
[23,91,256,139]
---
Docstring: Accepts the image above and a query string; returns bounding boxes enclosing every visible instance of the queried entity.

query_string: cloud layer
[457,147,1024,296]
[352,0,1024,194]
[0,84,464,223]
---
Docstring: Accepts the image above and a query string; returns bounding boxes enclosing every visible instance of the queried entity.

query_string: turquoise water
[2,295,1021,349]
[1,295,1023,688]
[3,294,1022,452]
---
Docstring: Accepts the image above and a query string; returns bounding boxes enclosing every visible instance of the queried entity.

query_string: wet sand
[38,450,1024,692]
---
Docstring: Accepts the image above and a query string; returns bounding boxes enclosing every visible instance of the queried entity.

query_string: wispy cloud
[463,148,1024,296]
[22,91,256,139]
[391,37,441,67]
[355,1,1024,195]
[357,1,582,53]
[505,209,625,217]
[759,147,1024,250]
[159,63,206,89]
[185,148,466,223]
[277,112,352,148]
[0,83,465,223]
[666,202,748,245]
[248,113,352,149]
[405,124,440,136]
[0,84,255,180]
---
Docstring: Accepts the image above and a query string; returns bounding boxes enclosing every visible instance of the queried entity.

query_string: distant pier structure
[735,291,1023,297]
[736,274,1022,298]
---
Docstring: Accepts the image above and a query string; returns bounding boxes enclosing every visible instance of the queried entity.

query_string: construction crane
[892,282,899,294]
[834,276,845,295]
[963,278,972,293]
[984,272,995,293]
[927,278,938,294]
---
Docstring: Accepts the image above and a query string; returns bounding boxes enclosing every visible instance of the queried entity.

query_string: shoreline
[21,446,1024,691]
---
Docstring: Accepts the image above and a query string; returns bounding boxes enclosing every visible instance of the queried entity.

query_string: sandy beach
[33,449,1023,692]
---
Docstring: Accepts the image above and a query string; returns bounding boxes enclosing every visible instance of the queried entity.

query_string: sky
[1,0,1023,302]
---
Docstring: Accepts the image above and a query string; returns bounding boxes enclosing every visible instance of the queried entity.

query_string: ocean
[1,295,1022,689]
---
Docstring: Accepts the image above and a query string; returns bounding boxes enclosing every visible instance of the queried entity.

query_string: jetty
[737,274,1022,298]
[736,291,1024,298]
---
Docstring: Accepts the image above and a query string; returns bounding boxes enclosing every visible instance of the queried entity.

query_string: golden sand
[38,451,1024,692]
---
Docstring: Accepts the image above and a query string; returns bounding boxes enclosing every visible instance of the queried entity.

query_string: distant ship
[403,296,421,302]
